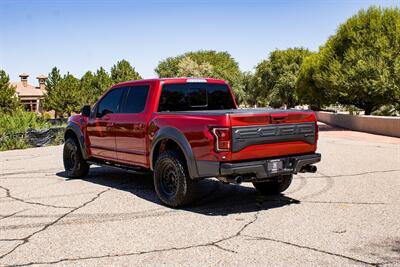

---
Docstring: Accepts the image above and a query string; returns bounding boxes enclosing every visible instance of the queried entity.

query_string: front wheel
[252,175,293,195]
[153,151,195,207]
[63,137,90,178]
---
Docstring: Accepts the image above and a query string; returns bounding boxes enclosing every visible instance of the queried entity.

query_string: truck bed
[156,108,304,115]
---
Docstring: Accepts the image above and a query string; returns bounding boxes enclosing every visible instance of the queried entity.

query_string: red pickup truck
[63,78,320,207]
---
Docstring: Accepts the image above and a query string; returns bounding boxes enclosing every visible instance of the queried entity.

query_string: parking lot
[0,124,399,266]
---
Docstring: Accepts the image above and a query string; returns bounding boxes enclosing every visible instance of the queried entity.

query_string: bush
[0,110,52,151]
[0,136,29,151]
[371,105,400,116]
[345,105,362,116]
[51,128,65,145]
[0,110,50,136]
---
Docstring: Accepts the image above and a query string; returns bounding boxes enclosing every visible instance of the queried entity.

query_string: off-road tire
[63,137,90,178]
[252,175,293,195]
[153,151,195,207]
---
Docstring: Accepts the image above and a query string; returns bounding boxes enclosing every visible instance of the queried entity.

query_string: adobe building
[11,73,47,113]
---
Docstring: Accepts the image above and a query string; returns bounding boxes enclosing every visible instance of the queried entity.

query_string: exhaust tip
[310,165,317,173]
[300,165,317,173]
[234,176,243,184]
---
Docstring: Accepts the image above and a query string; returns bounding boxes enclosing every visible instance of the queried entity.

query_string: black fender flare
[150,127,199,179]
[64,122,89,160]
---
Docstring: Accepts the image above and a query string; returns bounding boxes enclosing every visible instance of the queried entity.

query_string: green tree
[296,53,335,110]
[43,67,62,113]
[89,67,112,104]
[297,6,400,114]
[57,73,82,117]
[45,73,81,117]
[0,70,20,113]
[79,71,96,105]
[254,48,312,108]
[242,72,258,107]
[155,56,181,78]
[111,59,142,84]
[252,60,273,107]
[80,69,113,105]
[155,50,246,104]
[176,56,214,77]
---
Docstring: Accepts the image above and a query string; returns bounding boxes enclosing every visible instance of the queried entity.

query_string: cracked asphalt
[0,124,399,266]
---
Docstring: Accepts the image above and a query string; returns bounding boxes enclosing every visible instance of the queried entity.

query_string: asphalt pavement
[0,124,399,266]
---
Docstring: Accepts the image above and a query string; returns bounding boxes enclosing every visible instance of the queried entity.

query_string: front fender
[65,122,89,160]
[150,127,199,179]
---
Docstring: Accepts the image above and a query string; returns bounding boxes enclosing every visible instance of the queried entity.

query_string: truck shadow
[57,166,300,216]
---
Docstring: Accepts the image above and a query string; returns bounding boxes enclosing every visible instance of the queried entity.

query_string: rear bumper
[218,153,321,180]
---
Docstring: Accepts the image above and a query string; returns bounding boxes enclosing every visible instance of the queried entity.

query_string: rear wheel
[252,175,293,195]
[153,151,195,207]
[63,137,90,178]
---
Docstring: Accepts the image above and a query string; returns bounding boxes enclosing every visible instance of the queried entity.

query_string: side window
[121,85,150,113]
[96,88,124,117]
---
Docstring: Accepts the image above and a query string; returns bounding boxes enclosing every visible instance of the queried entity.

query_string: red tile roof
[11,82,45,97]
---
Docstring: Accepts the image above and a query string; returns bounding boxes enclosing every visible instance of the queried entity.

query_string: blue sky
[0,0,398,82]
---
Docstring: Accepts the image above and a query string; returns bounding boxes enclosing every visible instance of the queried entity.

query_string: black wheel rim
[160,163,178,196]
[64,143,77,171]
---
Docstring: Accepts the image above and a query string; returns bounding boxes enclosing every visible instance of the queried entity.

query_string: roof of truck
[112,78,227,88]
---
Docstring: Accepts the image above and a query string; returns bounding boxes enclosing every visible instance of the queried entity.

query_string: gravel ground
[0,125,399,266]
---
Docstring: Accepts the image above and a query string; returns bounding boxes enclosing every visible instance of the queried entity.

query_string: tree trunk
[364,105,374,116]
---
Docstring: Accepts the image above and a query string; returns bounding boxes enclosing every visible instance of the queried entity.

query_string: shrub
[0,110,50,136]
[0,110,52,151]
[0,136,29,151]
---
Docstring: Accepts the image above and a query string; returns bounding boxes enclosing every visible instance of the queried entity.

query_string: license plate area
[267,159,284,173]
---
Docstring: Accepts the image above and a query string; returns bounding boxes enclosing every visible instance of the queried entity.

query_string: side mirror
[81,105,91,117]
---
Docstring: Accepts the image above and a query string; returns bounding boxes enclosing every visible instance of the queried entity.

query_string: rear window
[158,83,236,112]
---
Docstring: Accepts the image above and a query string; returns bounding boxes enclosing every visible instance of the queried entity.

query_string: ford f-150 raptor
[63,78,321,207]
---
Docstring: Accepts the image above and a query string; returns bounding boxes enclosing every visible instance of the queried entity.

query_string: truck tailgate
[229,110,317,161]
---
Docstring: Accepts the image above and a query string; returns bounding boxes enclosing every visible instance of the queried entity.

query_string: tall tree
[254,48,312,108]
[296,53,334,110]
[90,67,112,104]
[297,6,400,114]
[155,50,246,104]
[111,59,142,84]
[79,71,96,105]
[57,73,82,117]
[44,73,81,117]
[241,71,258,107]
[176,56,214,77]
[43,67,62,113]
[0,70,20,113]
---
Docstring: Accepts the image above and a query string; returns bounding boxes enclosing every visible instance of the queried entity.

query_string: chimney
[19,73,29,87]
[36,75,48,90]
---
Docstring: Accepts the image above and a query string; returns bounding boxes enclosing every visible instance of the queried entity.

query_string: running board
[87,159,150,175]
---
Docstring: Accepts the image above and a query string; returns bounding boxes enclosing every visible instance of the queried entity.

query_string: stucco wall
[316,111,400,138]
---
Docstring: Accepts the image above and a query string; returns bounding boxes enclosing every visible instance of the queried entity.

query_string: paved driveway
[0,125,399,266]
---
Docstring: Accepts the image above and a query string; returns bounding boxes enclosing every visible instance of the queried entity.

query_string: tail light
[211,127,231,152]
[315,122,319,142]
